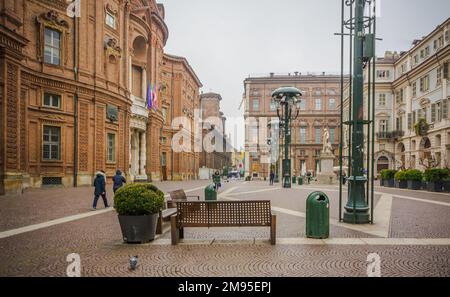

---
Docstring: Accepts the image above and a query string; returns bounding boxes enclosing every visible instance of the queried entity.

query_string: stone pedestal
[316,152,336,185]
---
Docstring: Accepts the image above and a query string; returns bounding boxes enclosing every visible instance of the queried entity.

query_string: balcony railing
[376,130,405,140]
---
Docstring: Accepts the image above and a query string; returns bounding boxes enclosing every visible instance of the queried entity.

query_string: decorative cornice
[151,12,169,45]
[36,10,69,29]
[37,0,68,11]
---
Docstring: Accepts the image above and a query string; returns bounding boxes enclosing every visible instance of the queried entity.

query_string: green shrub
[394,171,407,181]
[424,169,448,182]
[380,169,397,180]
[404,169,423,181]
[114,183,165,216]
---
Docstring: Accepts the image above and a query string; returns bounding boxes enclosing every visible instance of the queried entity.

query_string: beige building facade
[243,73,343,179]
[343,18,450,174]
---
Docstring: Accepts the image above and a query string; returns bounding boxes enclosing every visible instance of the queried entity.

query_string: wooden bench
[167,189,200,208]
[170,201,276,245]
[156,208,177,235]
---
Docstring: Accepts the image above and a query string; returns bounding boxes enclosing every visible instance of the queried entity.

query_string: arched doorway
[377,156,390,174]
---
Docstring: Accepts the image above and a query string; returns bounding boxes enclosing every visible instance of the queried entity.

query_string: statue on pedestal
[322,128,333,155]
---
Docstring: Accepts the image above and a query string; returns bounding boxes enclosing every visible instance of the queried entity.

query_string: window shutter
[431,104,436,123]
[444,62,449,79]
[408,113,412,130]
[443,99,448,119]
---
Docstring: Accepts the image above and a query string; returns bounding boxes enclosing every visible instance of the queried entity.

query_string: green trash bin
[292,176,297,184]
[306,191,329,239]
[205,184,217,201]
[298,177,303,185]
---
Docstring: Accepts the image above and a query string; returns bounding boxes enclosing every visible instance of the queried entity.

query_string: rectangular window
[132,66,143,98]
[252,99,260,111]
[161,152,167,166]
[329,128,335,143]
[105,12,116,29]
[44,28,61,65]
[420,75,429,92]
[408,113,412,130]
[315,128,321,144]
[299,99,306,111]
[107,133,116,163]
[43,126,61,160]
[413,55,419,65]
[315,99,321,111]
[376,70,390,78]
[437,67,442,86]
[270,99,277,111]
[379,94,386,106]
[443,99,448,119]
[299,128,307,144]
[379,120,387,132]
[43,93,61,109]
[412,82,417,97]
[328,98,336,109]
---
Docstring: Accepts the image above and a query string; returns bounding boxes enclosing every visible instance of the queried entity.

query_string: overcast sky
[158,0,450,150]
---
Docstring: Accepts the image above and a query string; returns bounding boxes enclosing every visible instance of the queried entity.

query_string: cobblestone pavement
[0,180,449,276]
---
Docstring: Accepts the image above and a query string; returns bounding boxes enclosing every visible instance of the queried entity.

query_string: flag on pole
[146,82,153,110]
[152,84,158,111]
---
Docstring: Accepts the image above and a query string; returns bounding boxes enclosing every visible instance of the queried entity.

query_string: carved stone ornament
[36,10,69,29]
[104,37,122,59]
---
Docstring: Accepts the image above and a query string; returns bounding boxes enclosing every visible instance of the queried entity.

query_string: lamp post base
[343,209,370,224]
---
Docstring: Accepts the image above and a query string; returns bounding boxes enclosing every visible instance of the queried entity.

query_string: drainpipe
[171,62,174,180]
[73,11,79,187]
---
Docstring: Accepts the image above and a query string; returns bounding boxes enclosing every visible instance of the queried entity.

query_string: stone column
[142,67,147,100]
[139,131,146,176]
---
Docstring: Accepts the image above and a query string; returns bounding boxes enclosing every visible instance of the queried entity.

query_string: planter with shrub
[424,169,447,192]
[380,169,397,187]
[404,169,423,190]
[394,171,408,189]
[441,169,450,193]
[114,183,165,243]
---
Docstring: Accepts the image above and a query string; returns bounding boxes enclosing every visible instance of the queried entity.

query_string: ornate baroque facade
[0,0,170,194]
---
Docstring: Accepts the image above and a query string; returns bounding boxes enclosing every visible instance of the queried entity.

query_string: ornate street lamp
[272,87,302,188]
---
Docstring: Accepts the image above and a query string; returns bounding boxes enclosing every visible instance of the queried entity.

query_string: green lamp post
[344,0,370,224]
[272,87,302,189]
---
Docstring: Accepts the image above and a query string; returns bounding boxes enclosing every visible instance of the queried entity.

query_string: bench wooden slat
[171,201,276,245]
[156,208,177,235]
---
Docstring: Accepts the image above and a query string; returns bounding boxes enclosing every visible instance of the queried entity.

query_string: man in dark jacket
[112,170,126,193]
[269,171,275,185]
[92,172,109,210]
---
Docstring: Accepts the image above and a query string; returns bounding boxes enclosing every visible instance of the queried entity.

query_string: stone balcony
[131,95,149,119]
[376,130,405,141]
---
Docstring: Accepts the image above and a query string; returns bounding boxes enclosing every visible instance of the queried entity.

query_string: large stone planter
[396,180,408,189]
[407,180,422,190]
[386,179,395,188]
[426,182,443,192]
[118,213,158,243]
[442,181,450,193]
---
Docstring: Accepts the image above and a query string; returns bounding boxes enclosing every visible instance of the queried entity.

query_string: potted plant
[405,169,423,190]
[380,169,397,187]
[114,183,165,243]
[424,169,446,192]
[394,171,408,189]
[441,169,450,193]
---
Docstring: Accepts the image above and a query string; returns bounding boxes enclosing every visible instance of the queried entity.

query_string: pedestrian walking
[213,171,221,192]
[92,172,109,210]
[112,170,126,193]
[269,171,275,185]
